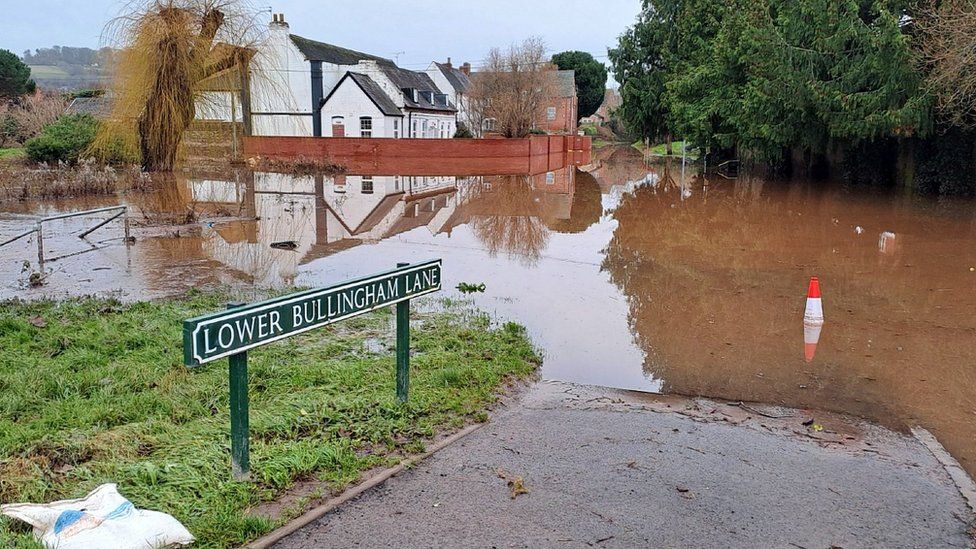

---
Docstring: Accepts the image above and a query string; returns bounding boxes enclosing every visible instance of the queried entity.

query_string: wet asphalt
[273,381,972,548]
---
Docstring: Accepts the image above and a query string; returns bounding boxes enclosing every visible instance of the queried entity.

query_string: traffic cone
[803,277,824,363]
[804,277,824,324]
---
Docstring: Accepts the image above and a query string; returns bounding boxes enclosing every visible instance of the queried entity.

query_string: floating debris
[270,241,298,250]
[457,282,487,294]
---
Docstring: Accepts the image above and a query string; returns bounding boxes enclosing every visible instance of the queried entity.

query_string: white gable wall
[249,23,314,136]
[320,76,401,138]
[425,63,469,133]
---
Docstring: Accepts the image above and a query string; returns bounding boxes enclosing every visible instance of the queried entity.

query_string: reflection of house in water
[183,172,460,286]
[317,174,459,246]
[183,164,583,284]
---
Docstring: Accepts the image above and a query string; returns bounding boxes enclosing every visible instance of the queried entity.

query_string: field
[26,65,70,80]
[0,292,539,547]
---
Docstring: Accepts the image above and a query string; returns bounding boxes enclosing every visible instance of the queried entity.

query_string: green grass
[27,66,70,80]
[0,291,539,547]
[632,140,699,159]
[0,148,26,161]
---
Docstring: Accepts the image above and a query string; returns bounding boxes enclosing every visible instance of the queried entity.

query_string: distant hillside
[21,46,114,91]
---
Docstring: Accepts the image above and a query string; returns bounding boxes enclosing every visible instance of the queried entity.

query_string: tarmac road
[272,381,974,548]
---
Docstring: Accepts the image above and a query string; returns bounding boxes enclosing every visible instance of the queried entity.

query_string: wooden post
[35,221,44,270]
[227,302,250,480]
[396,262,410,403]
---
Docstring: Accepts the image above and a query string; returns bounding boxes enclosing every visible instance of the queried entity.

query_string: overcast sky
[5,0,640,80]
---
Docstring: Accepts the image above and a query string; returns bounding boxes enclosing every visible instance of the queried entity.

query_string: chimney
[445,57,452,68]
[270,12,289,29]
[460,62,471,75]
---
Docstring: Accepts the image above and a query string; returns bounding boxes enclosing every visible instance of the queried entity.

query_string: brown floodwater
[1,147,975,475]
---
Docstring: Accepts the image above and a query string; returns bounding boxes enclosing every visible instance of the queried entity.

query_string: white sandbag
[1,483,194,549]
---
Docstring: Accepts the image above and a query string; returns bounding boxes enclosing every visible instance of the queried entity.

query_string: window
[360,117,372,138]
[546,107,557,121]
[411,120,417,138]
[482,118,497,132]
[394,175,401,191]
[361,176,374,194]
[393,119,400,138]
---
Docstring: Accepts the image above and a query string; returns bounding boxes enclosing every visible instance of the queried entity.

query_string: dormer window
[419,91,433,103]
[401,88,417,103]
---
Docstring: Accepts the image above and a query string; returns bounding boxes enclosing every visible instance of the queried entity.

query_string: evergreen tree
[551,51,608,119]
[0,49,36,98]
[610,0,930,163]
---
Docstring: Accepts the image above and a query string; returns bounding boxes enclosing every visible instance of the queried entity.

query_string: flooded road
[2,147,975,475]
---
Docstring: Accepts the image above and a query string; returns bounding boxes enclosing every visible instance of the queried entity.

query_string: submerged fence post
[35,221,44,269]
[227,302,250,480]
[396,262,410,403]
[123,209,131,244]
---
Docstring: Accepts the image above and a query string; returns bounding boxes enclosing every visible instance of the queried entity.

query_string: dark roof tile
[434,62,471,93]
[289,34,393,66]
[324,72,402,117]
[380,66,456,112]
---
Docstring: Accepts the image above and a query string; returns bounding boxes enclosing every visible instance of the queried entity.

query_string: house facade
[218,13,456,138]
[425,59,473,134]
[538,70,578,134]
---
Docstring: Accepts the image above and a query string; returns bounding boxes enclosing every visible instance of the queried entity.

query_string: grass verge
[0,291,539,547]
[0,148,26,162]
[632,140,699,159]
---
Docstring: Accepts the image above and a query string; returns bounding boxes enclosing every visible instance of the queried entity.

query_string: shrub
[580,124,598,136]
[453,123,474,138]
[0,113,21,147]
[67,89,106,99]
[529,128,548,135]
[25,114,99,164]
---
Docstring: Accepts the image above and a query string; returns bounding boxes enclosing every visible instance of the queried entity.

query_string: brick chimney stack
[460,62,471,75]
[445,57,452,69]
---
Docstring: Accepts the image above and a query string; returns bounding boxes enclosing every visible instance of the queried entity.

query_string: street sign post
[183,259,442,479]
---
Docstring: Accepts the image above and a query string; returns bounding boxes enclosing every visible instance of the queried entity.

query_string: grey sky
[4,0,640,78]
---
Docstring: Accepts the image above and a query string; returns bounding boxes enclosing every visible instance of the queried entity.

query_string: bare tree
[915,1,976,127]
[1,91,67,145]
[468,37,556,138]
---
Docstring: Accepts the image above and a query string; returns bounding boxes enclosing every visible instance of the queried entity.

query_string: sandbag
[1,483,194,549]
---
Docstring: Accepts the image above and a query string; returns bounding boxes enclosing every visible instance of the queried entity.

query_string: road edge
[912,427,976,514]
[245,421,487,549]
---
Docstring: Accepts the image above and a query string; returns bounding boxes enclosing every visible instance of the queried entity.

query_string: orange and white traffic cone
[803,277,824,363]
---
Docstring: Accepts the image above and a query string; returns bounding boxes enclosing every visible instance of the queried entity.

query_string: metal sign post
[396,262,410,403]
[183,260,442,479]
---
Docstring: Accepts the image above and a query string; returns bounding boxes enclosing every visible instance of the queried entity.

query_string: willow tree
[97,0,256,171]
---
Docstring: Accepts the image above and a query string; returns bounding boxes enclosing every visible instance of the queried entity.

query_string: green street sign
[182,260,442,480]
[183,259,442,366]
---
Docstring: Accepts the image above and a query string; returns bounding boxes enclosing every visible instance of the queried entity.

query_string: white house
[319,60,457,138]
[212,13,455,138]
[425,59,472,132]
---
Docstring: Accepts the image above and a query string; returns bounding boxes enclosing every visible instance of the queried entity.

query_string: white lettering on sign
[202,310,289,353]
[185,260,441,365]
